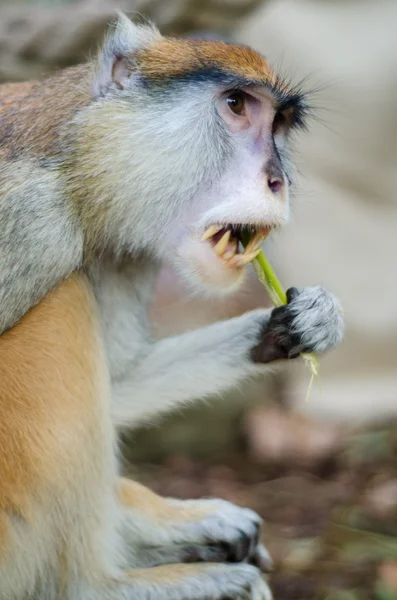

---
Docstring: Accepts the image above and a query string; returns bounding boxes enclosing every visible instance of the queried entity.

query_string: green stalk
[252,250,287,307]
[243,236,320,390]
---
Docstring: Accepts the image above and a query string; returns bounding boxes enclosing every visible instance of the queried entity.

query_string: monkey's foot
[128,495,271,572]
[171,498,271,570]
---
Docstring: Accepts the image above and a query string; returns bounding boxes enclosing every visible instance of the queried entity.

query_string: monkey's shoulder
[0,64,92,159]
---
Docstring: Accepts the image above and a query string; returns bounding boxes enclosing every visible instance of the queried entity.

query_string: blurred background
[1,0,397,597]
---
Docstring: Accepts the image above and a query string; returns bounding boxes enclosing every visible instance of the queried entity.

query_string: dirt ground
[128,418,397,600]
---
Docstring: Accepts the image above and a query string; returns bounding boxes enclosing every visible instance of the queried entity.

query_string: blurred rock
[282,538,323,572]
[378,561,397,594]
[366,480,397,518]
[244,406,344,467]
[0,0,261,83]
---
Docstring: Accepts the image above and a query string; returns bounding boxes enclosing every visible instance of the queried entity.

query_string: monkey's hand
[251,285,344,363]
[119,479,271,572]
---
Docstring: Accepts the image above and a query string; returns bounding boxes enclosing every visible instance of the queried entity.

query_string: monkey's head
[74,15,309,295]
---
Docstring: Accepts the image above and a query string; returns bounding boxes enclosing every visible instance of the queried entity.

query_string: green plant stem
[252,252,287,307]
[242,238,320,386]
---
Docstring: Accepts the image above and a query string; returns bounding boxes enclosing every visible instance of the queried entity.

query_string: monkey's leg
[0,273,125,600]
[117,478,272,571]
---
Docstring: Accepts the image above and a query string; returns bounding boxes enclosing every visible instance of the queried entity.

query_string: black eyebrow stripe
[141,66,305,98]
[140,66,311,129]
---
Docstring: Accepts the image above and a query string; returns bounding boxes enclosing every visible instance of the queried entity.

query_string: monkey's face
[85,22,308,296]
[165,80,307,296]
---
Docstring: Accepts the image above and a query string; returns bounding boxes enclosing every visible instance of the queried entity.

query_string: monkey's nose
[264,156,286,197]
[265,173,286,201]
[267,176,283,194]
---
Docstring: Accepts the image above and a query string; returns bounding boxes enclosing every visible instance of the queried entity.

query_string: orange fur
[0,272,106,553]
[126,564,208,583]
[118,478,210,524]
[138,38,274,83]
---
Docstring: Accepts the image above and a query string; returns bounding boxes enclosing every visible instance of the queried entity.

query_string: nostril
[268,177,283,194]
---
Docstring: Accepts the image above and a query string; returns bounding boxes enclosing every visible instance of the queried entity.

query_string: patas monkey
[0,14,343,600]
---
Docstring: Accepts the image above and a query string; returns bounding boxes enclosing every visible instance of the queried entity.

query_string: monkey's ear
[93,13,160,98]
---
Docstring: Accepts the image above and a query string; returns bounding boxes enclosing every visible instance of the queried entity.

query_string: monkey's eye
[226,92,246,116]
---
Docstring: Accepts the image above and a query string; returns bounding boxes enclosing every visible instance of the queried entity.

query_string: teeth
[260,226,272,241]
[223,240,238,260]
[244,227,271,253]
[244,231,264,253]
[214,230,231,255]
[244,248,261,261]
[230,249,261,268]
[202,223,272,270]
[201,225,222,242]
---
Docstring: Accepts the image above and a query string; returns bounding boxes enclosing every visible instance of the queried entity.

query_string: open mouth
[201,224,271,268]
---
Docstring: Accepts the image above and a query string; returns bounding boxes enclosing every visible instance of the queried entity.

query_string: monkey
[0,14,344,600]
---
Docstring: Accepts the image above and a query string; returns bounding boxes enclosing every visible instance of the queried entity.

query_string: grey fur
[285,285,344,353]
[251,285,344,363]
[0,162,83,333]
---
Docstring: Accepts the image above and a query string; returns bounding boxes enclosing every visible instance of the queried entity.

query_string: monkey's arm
[112,308,267,426]
[0,167,83,333]
[111,285,343,427]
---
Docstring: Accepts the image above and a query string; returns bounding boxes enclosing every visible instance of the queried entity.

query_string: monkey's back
[0,65,92,160]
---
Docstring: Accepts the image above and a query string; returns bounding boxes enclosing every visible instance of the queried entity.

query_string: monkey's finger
[286,286,300,304]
